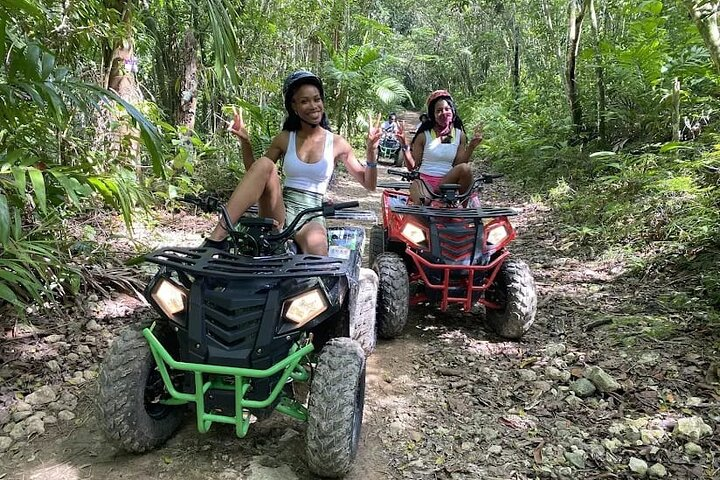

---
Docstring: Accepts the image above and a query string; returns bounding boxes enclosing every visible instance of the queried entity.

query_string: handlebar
[183,194,360,254]
[181,194,220,213]
[384,169,504,205]
[387,168,419,181]
[329,201,360,210]
[265,200,360,244]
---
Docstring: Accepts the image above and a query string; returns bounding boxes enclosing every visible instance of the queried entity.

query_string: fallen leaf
[533,440,545,464]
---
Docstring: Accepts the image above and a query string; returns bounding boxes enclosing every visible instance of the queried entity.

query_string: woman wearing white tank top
[397,90,484,205]
[204,70,380,255]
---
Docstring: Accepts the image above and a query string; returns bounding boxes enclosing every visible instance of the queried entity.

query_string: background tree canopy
[0,0,718,312]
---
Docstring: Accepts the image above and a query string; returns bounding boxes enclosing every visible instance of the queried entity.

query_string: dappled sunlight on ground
[22,463,82,480]
[88,293,148,320]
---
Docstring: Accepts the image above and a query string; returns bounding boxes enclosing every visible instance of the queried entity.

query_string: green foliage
[2,0,720,313]
[0,7,169,315]
[322,38,411,136]
[0,223,80,311]
[192,152,244,200]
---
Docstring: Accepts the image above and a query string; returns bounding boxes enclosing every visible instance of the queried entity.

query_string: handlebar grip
[180,194,220,213]
[333,201,359,209]
[387,168,406,176]
[181,194,201,204]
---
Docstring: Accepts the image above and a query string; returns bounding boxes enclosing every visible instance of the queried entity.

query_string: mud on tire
[485,259,537,339]
[349,268,378,356]
[373,252,409,339]
[306,338,366,478]
[96,323,184,452]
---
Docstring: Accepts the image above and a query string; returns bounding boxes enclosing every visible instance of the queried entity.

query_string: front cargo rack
[145,248,348,279]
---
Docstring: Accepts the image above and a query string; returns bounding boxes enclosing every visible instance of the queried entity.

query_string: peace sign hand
[367,113,382,150]
[226,106,249,142]
[395,120,409,147]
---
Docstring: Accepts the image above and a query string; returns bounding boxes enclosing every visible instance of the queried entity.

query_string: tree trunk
[587,0,606,144]
[684,0,720,74]
[176,29,199,131]
[105,43,141,104]
[104,1,141,104]
[103,0,142,175]
[672,78,681,142]
[512,23,520,105]
[499,5,521,109]
[565,0,588,137]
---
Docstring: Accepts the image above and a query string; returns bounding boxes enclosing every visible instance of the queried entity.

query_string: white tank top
[418,128,461,178]
[283,130,335,194]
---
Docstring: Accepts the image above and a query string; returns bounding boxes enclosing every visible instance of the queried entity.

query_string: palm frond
[374,77,413,106]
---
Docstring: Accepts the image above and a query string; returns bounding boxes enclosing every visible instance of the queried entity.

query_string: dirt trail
[2,164,719,479]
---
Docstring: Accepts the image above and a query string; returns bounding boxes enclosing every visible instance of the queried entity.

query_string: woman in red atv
[399,90,484,205]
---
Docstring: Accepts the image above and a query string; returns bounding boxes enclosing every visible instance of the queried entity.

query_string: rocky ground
[1,163,719,479]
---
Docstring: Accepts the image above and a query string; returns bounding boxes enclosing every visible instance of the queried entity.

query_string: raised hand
[367,112,382,151]
[227,106,249,142]
[396,120,409,147]
[469,123,484,147]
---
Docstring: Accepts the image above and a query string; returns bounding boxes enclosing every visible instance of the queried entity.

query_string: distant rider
[381,112,400,134]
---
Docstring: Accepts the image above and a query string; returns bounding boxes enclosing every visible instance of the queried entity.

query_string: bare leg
[409,179,432,205]
[295,222,328,255]
[442,163,472,194]
[209,157,285,240]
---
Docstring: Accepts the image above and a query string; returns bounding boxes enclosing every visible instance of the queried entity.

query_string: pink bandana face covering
[434,110,454,137]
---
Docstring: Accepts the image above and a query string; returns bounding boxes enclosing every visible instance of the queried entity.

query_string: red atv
[369,169,537,340]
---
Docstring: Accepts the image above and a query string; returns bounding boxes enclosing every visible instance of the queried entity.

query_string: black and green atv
[96,195,378,478]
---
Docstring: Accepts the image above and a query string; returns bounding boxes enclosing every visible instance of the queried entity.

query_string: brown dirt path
[1,157,719,479]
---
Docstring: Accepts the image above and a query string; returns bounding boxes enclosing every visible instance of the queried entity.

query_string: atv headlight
[401,222,426,245]
[487,225,508,245]
[151,279,188,319]
[283,289,328,327]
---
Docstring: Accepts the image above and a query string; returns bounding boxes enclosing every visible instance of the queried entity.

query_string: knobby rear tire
[306,338,366,478]
[373,252,409,339]
[485,259,537,339]
[96,322,184,452]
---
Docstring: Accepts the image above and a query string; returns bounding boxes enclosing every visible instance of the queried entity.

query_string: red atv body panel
[381,187,517,311]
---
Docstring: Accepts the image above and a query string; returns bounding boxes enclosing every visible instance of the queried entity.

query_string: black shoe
[200,238,229,251]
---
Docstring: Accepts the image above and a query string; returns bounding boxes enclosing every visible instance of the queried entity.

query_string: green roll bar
[143,324,314,438]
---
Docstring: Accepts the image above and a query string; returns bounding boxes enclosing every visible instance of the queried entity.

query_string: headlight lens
[487,226,508,245]
[151,279,188,319]
[401,222,426,245]
[284,288,328,326]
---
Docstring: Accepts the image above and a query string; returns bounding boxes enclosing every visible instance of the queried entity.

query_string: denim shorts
[283,187,325,228]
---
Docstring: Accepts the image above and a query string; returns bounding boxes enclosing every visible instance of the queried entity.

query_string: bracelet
[366,162,377,169]
[401,145,410,152]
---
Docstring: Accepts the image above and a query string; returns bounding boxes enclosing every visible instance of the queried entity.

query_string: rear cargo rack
[378,181,411,190]
[145,248,348,278]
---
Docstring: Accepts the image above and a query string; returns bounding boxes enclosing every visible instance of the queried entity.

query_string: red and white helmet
[426,90,453,107]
